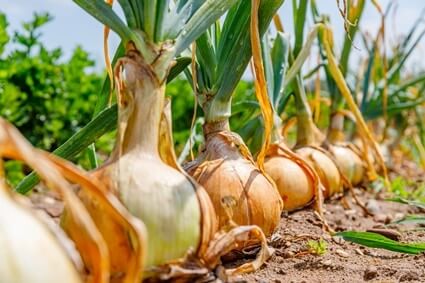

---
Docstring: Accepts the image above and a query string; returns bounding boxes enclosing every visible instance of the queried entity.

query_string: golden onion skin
[264,145,315,211]
[185,131,283,237]
[0,189,82,283]
[329,145,364,186]
[295,147,342,198]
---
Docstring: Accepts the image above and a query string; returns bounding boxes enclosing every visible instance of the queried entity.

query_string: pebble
[336,249,349,258]
[355,248,364,255]
[332,236,345,245]
[366,199,381,214]
[321,259,332,267]
[373,213,391,224]
[364,266,378,280]
[344,209,357,215]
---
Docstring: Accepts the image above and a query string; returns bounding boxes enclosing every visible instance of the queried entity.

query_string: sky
[3,0,425,73]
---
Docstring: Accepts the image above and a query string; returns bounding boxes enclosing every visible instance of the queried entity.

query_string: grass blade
[337,231,425,254]
[15,105,118,194]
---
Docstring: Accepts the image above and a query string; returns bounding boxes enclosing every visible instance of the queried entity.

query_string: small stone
[374,213,389,223]
[336,249,349,258]
[366,199,381,214]
[399,271,419,282]
[364,266,378,280]
[321,259,332,267]
[355,248,364,255]
[344,209,357,215]
[332,236,345,245]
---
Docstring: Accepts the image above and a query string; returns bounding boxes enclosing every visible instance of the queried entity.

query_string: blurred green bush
[0,11,265,186]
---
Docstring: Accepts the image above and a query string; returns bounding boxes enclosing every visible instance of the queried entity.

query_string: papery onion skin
[329,145,364,186]
[0,189,81,283]
[265,145,315,211]
[185,130,283,237]
[87,52,206,270]
[295,147,342,198]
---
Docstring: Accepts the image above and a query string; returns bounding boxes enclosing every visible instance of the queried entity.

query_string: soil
[237,188,425,283]
[235,157,425,283]
[28,157,425,283]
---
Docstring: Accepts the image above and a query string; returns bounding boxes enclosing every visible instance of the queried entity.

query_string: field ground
[29,158,425,283]
[237,158,425,283]
[239,189,425,283]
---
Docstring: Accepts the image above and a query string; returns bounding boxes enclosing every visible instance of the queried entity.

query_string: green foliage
[0,12,102,152]
[0,12,105,185]
[165,76,196,154]
[386,177,425,203]
[4,161,25,187]
[0,13,9,55]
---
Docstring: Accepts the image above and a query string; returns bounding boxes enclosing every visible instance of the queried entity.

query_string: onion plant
[183,0,284,236]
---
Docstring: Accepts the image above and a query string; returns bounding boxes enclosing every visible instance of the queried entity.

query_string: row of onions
[4,0,425,282]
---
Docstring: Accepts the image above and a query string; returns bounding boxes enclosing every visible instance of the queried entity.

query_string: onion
[89,52,210,270]
[328,144,365,186]
[295,146,342,198]
[185,121,283,236]
[0,187,82,283]
[327,112,365,186]
[264,143,316,211]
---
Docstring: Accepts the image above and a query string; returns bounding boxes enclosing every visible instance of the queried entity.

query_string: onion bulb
[328,144,365,186]
[185,121,283,236]
[0,186,82,283]
[264,143,316,211]
[86,52,212,271]
[295,146,342,198]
